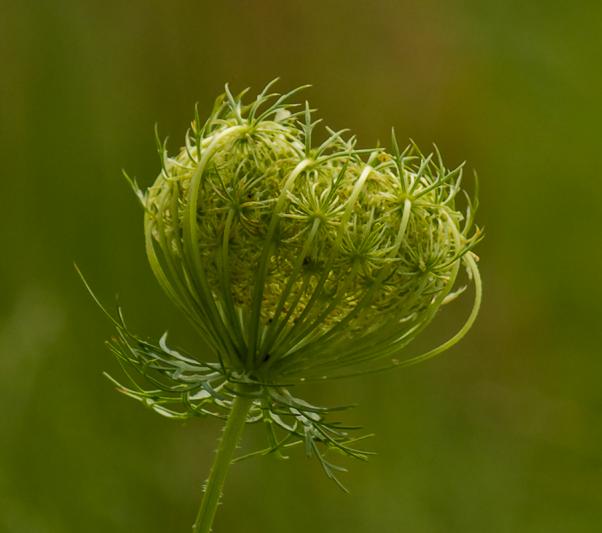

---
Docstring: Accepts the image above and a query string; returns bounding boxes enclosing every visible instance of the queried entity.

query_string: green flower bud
[95,81,482,491]
[143,82,482,384]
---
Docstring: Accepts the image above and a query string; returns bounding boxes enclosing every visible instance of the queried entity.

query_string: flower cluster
[106,81,482,486]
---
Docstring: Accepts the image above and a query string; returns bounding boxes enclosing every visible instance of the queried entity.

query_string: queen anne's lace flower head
[102,81,482,486]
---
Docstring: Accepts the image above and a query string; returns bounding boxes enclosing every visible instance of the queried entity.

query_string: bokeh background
[2,1,601,532]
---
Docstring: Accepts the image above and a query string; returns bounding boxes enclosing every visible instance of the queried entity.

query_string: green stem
[192,392,253,533]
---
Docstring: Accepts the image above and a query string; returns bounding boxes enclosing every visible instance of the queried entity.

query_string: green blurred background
[2,1,601,531]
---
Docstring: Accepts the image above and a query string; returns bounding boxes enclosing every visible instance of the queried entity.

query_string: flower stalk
[193,390,254,533]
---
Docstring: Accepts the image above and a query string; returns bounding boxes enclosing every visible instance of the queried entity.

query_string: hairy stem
[192,391,253,533]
